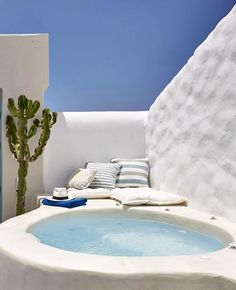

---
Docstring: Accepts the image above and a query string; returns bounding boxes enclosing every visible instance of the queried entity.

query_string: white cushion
[68,168,96,190]
[110,188,187,206]
[67,188,111,199]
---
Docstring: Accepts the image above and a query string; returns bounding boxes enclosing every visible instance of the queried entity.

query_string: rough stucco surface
[146,6,236,221]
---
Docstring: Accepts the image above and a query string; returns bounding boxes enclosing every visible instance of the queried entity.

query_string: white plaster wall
[44,111,147,192]
[0,34,49,220]
[146,6,236,221]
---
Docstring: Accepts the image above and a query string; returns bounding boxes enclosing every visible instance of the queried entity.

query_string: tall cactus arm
[29,126,50,162]
[28,124,37,139]
[33,111,57,128]
[26,99,33,113]
[26,100,40,119]
[6,116,19,160]
[7,98,19,117]
[52,112,57,125]
[18,117,30,160]
[14,95,40,119]
[41,109,57,127]
[29,110,57,162]
[18,95,27,118]
[41,109,51,125]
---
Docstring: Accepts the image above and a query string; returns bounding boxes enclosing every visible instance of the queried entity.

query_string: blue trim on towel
[42,198,87,208]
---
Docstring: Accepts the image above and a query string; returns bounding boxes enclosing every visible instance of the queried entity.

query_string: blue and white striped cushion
[111,158,149,188]
[86,163,121,190]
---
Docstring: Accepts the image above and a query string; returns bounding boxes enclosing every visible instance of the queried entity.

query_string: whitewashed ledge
[0,200,236,290]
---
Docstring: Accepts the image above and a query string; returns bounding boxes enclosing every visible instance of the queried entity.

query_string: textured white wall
[0,34,49,220]
[146,6,236,221]
[44,111,147,192]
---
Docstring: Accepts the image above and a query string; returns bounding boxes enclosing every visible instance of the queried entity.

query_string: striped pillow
[86,163,121,190]
[111,158,149,188]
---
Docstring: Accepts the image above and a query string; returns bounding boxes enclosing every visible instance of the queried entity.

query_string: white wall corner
[0,34,49,220]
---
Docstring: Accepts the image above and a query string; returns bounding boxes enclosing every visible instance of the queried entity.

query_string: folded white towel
[67,188,110,199]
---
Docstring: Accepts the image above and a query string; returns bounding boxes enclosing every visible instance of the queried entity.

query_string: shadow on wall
[43,111,147,192]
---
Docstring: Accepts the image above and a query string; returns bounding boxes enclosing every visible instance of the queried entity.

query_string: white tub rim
[0,201,236,280]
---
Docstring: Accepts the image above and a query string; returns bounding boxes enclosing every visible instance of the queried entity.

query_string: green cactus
[6,95,57,215]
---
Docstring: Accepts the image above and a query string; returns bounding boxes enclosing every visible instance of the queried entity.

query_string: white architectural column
[0,34,49,220]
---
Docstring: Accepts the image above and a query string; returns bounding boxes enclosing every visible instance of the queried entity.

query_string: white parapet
[0,34,49,220]
[146,5,236,221]
[43,111,147,192]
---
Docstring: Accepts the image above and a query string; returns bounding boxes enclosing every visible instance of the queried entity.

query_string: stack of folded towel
[42,187,87,208]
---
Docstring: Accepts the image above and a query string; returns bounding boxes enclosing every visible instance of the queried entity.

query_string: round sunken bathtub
[0,200,236,290]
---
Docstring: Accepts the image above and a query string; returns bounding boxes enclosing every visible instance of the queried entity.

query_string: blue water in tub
[29,214,224,256]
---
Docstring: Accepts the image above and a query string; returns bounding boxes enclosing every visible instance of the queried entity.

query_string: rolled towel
[42,198,87,208]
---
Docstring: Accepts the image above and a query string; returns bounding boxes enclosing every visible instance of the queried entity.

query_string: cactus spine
[6,95,57,215]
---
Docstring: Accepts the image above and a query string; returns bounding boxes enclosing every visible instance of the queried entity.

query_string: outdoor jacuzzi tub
[0,199,236,290]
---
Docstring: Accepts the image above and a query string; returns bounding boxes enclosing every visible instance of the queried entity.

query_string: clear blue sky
[1,0,235,112]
